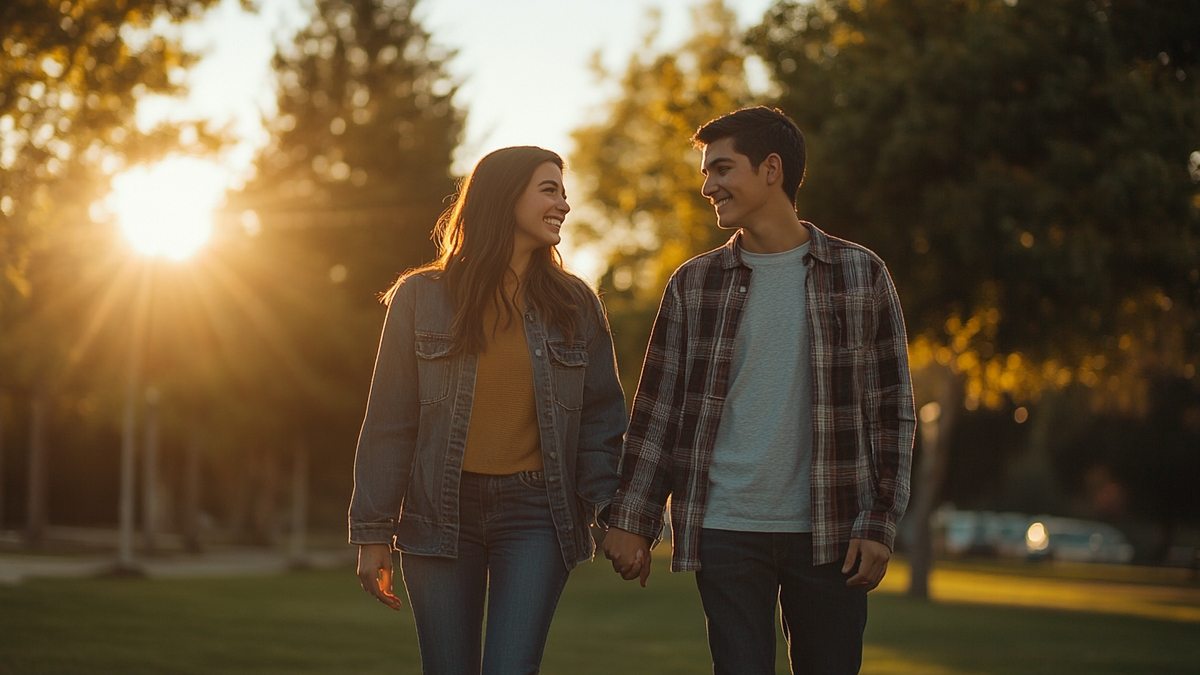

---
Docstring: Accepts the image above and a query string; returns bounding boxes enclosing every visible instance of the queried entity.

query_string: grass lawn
[1,558,1197,675]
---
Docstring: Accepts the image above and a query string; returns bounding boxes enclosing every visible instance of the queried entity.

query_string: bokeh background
[0,1,1197,673]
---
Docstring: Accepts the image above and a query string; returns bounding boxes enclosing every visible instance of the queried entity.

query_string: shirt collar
[718,221,832,268]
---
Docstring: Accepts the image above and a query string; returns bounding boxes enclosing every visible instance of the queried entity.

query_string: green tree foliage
[234,0,460,303]
[751,0,1200,402]
[570,0,757,389]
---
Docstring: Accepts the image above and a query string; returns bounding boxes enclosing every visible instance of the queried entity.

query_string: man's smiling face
[700,137,773,230]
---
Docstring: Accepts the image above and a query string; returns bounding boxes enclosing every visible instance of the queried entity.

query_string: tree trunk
[141,388,160,554]
[182,429,203,553]
[0,402,7,531]
[289,444,308,567]
[25,390,49,547]
[907,365,963,600]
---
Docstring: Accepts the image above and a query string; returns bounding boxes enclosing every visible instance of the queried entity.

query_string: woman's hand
[357,544,403,610]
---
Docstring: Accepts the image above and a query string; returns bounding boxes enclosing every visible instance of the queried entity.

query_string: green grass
[1,560,1197,675]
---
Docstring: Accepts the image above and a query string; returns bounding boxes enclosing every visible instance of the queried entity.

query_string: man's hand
[843,538,890,591]
[357,543,402,610]
[602,527,652,587]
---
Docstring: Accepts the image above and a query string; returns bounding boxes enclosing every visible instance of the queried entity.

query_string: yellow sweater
[461,299,543,474]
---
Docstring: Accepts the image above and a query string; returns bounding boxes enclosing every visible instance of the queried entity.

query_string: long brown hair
[384,146,594,354]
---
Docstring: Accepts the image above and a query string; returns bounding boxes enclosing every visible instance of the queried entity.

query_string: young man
[602,107,916,675]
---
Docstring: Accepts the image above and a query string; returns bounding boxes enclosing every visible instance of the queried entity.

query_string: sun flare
[109,157,228,260]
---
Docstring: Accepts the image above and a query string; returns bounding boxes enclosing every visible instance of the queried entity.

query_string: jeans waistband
[462,470,543,482]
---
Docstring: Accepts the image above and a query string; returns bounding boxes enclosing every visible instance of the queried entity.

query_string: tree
[1,0,216,316]
[570,0,759,389]
[0,0,223,541]
[218,0,461,537]
[751,0,1199,589]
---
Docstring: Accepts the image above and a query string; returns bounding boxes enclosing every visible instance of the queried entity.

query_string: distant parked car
[1025,516,1135,564]
[936,508,1030,558]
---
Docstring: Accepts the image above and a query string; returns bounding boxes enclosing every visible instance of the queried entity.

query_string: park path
[0,547,355,585]
[878,559,1200,623]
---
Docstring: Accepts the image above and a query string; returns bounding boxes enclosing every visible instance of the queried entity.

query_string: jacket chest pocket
[548,342,588,411]
[833,291,873,350]
[414,334,454,404]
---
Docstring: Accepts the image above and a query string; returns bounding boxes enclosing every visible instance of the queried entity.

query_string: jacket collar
[718,221,831,269]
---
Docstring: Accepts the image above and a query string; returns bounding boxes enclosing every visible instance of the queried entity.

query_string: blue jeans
[400,471,570,675]
[695,529,868,675]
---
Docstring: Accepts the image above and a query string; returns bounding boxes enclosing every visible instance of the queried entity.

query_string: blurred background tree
[750,0,1199,588]
[0,0,222,539]
[0,0,461,544]
[570,0,758,391]
[216,0,461,539]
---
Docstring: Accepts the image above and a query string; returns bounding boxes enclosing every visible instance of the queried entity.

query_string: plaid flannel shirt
[609,223,916,570]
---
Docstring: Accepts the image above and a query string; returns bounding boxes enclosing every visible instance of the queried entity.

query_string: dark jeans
[695,529,868,675]
[400,471,570,675]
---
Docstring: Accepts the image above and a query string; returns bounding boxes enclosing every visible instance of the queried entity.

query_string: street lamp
[108,157,226,572]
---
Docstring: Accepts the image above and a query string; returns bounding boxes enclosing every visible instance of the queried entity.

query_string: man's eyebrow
[702,156,734,173]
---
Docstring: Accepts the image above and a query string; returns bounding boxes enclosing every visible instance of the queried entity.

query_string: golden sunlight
[109,157,228,260]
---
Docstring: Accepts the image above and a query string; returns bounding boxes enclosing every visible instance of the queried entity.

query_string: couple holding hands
[349,107,916,675]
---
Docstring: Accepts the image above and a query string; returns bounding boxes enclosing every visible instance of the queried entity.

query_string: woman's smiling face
[513,161,570,251]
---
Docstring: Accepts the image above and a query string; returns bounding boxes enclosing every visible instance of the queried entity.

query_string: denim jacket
[348,271,627,569]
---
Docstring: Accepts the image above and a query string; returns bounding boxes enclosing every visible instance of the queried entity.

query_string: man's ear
[763,153,784,186]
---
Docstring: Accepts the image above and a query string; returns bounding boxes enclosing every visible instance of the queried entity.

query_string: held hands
[843,538,890,591]
[357,543,403,610]
[602,527,652,587]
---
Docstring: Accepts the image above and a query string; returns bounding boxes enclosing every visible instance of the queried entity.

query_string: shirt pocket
[834,290,872,350]
[548,341,588,411]
[413,333,454,404]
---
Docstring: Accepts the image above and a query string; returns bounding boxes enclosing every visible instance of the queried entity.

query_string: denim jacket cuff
[348,522,396,546]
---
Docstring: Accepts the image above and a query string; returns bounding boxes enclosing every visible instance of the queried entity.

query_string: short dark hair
[692,107,807,205]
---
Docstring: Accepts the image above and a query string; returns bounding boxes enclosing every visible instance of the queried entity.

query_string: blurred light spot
[241,210,261,236]
[0,195,12,216]
[1003,0,1017,6]
[920,402,941,424]
[330,117,346,135]
[329,264,348,283]
[1118,335,1132,350]
[1184,364,1195,379]
[1013,406,1028,424]
[1027,522,1048,552]
[88,200,108,222]
[1020,232,1034,248]
[613,266,634,291]
[41,55,64,78]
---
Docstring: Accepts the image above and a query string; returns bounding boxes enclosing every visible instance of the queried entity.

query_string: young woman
[349,146,626,675]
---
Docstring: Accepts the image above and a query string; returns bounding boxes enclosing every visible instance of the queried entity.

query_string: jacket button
[739,286,747,292]
[535,348,543,357]
[549,451,557,459]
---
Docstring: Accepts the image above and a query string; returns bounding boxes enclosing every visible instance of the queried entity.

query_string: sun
[109,157,228,260]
